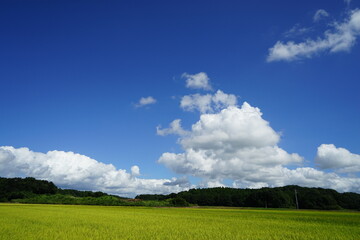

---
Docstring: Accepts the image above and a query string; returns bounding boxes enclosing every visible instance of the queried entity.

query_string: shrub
[170,197,189,207]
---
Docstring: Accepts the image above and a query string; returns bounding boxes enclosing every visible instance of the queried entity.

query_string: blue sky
[1,0,360,197]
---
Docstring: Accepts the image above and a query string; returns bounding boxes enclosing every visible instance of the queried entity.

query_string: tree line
[1,177,359,209]
[0,177,187,207]
[0,177,128,203]
[136,185,360,210]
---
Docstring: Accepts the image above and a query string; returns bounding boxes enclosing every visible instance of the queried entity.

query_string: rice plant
[0,204,359,240]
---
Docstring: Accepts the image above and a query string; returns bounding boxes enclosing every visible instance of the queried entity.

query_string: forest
[0,177,183,207]
[137,185,360,210]
[1,177,360,210]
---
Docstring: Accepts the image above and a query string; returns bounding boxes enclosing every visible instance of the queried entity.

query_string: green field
[0,204,359,240]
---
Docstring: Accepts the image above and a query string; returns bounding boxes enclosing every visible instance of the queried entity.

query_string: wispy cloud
[313,9,329,22]
[135,96,157,108]
[283,24,312,38]
[267,9,360,62]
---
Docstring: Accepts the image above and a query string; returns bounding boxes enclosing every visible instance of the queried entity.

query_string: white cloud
[158,101,360,193]
[131,165,140,176]
[180,103,280,150]
[181,94,212,113]
[159,103,302,181]
[135,96,157,107]
[232,167,360,193]
[156,119,189,136]
[182,72,212,91]
[0,146,188,197]
[199,179,226,188]
[313,9,329,22]
[267,9,360,62]
[180,90,237,113]
[163,176,191,188]
[316,144,360,173]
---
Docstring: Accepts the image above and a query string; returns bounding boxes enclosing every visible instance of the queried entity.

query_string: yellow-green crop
[0,204,359,240]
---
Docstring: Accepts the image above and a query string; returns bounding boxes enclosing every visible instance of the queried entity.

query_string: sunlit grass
[0,203,359,239]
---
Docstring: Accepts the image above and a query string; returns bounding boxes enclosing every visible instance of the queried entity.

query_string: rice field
[0,204,359,240]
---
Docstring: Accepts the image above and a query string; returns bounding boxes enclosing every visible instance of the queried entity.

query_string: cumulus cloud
[182,72,212,91]
[180,90,237,113]
[313,9,329,22]
[158,101,360,193]
[131,165,140,176]
[267,9,360,62]
[345,0,352,6]
[199,179,226,188]
[135,96,157,108]
[163,176,191,188]
[156,119,189,136]
[0,146,188,197]
[159,103,302,181]
[232,167,360,193]
[316,144,360,173]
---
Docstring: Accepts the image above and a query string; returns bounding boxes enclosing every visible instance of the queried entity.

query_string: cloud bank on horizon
[267,8,360,62]
[0,146,189,197]
[1,72,360,196]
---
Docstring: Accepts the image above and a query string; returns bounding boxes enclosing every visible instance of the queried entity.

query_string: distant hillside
[136,185,360,210]
[0,177,58,201]
[0,177,183,207]
[2,177,360,210]
[0,177,118,200]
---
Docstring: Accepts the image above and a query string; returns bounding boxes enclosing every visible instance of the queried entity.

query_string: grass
[0,203,359,240]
